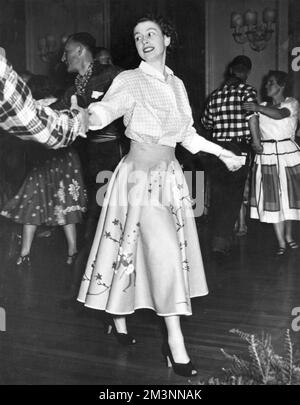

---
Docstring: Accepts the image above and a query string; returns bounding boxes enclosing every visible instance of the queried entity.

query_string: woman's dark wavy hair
[267,70,292,97]
[67,32,96,56]
[133,14,178,53]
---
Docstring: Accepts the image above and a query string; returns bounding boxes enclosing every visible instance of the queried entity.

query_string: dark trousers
[208,141,252,252]
[85,140,123,238]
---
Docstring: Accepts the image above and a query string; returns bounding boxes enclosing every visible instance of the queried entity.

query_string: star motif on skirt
[104,231,111,238]
[112,219,119,226]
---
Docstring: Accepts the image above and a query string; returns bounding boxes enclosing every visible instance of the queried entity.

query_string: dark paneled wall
[0,0,26,72]
[166,0,206,115]
[109,0,166,68]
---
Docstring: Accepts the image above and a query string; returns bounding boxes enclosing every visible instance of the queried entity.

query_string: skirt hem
[251,212,300,223]
[77,291,209,316]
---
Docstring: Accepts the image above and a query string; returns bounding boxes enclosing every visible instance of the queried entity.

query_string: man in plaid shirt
[202,55,262,257]
[0,48,86,148]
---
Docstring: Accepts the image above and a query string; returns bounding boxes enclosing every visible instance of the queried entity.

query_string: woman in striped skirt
[244,70,300,255]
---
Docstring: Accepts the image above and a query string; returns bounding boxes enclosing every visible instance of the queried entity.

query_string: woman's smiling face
[133,20,170,63]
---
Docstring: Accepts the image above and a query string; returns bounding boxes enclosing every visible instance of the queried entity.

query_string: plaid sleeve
[36,105,83,149]
[201,97,214,129]
[0,55,82,148]
[243,86,258,120]
[244,86,257,103]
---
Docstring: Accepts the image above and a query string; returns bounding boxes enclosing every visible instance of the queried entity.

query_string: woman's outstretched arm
[243,102,290,120]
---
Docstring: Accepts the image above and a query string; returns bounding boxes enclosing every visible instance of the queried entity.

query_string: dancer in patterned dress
[1,75,87,267]
[245,70,300,255]
[77,15,243,376]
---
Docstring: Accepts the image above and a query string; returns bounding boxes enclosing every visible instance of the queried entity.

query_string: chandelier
[231,8,276,52]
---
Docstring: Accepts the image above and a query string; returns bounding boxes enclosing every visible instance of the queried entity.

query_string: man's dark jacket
[51,62,123,137]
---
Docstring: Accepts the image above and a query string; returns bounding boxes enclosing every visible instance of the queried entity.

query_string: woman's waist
[259,137,299,155]
[260,137,296,151]
[261,137,292,143]
[125,129,179,147]
[128,140,176,162]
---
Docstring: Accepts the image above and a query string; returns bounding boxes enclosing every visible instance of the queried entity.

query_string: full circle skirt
[1,148,87,226]
[77,141,208,316]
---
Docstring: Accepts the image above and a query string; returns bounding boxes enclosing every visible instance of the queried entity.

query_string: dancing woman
[1,75,87,267]
[244,70,300,256]
[77,15,243,377]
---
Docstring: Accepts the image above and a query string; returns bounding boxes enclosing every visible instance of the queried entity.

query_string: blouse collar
[139,61,174,82]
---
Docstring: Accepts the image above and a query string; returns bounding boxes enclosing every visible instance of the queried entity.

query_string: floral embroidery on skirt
[1,148,87,226]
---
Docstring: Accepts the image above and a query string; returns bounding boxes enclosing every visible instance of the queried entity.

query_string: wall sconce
[231,8,276,52]
[38,33,69,63]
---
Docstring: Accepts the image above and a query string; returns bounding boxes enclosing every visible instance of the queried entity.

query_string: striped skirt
[250,138,300,223]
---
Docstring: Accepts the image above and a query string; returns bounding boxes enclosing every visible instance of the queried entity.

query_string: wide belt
[261,138,291,143]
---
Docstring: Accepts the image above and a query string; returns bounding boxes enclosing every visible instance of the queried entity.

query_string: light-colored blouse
[89,61,222,156]
[259,97,299,141]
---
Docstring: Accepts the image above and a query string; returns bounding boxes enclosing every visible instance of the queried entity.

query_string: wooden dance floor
[0,217,299,385]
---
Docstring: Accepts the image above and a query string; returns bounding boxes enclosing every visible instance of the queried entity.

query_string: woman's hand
[218,149,244,172]
[88,102,103,129]
[243,102,260,112]
[251,142,263,154]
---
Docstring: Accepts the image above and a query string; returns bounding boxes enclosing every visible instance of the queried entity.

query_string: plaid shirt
[0,55,83,148]
[201,80,257,142]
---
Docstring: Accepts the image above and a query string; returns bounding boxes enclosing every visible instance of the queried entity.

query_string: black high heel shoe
[16,254,31,269]
[105,321,136,346]
[275,247,286,257]
[161,340,197,377]
[287,240,299,250]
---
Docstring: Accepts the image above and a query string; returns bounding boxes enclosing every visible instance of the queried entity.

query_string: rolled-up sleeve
[243,87,258,120]
[181,120,223,156]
